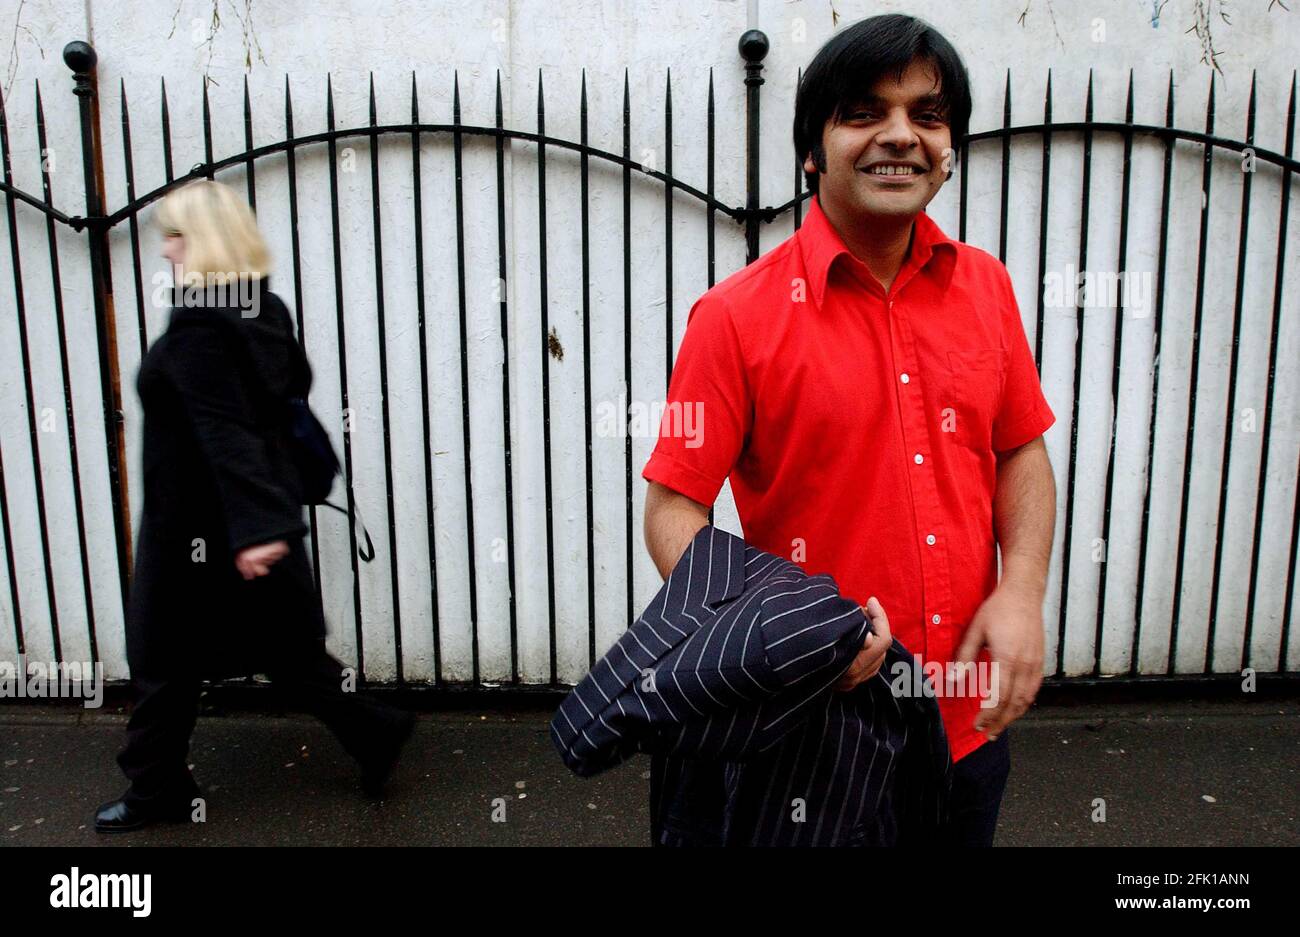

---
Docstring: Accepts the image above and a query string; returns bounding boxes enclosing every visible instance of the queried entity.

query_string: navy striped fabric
[551,524,952,846]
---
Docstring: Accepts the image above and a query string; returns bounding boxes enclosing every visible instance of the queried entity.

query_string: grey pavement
[1,697,1296,846]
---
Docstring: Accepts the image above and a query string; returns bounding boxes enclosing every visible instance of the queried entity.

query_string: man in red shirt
[642,14,1056,846]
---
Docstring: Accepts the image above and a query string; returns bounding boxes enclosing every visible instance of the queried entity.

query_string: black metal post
[739,28,768,264]
[64,40,130,607]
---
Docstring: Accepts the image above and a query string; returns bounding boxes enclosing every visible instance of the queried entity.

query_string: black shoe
[94,789,197,834]
[360,711,416,798]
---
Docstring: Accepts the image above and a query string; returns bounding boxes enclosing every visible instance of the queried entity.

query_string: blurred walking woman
[96,180,414,833]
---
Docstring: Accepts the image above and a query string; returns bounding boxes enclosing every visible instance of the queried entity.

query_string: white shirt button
[926,534,936,546]
[913,453,924,465]
[900,372,910,384]
[931,614,941,625]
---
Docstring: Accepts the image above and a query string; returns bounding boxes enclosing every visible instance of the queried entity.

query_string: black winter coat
[126,278,325,680]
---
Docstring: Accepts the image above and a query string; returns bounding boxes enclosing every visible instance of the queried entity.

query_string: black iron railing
[0,34,1295,689]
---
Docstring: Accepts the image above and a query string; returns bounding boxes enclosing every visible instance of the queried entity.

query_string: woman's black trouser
[116,640,406,806]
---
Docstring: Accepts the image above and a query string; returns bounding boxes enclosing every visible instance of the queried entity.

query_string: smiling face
[804,58,953,224]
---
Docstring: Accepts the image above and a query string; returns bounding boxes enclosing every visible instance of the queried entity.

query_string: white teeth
[865,165,917,175]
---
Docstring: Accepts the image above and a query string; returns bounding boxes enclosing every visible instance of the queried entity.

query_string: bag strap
[198,306,374,565]
[318,499,375,563]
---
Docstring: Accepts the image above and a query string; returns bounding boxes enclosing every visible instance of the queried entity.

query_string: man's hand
[953,582,1045,740]
[834,596,891,692]
[235,540,290,580]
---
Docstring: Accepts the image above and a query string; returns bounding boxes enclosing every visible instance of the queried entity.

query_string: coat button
[914,453,924,465]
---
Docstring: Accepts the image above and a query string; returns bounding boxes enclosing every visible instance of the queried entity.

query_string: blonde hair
[155,179,272,286]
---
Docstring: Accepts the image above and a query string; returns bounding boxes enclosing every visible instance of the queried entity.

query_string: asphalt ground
[1,695,1295,847]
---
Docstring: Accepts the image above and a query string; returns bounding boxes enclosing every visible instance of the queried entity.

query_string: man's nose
[874,108,920,150]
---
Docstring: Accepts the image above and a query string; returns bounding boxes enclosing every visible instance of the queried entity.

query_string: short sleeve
[641,293,752,507]
[991,268,1056,452]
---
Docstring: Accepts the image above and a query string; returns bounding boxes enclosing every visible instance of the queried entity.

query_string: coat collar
[692,525,749,608]
[168,276,272,329]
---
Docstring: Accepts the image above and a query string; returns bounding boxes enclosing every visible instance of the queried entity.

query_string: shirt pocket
[942,348,1005,452]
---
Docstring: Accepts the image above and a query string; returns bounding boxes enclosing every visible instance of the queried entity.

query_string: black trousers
[941,729,1012,847]
[116,640,406,806]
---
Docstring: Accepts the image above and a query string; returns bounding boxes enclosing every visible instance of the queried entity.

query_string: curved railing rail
[0,38,1295,687]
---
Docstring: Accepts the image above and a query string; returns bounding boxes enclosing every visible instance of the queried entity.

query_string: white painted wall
[0,0,1296,684]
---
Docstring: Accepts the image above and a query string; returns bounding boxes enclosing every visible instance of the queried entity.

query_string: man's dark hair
[793,14,972,195]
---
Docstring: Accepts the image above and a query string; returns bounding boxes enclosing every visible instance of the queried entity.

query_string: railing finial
[738,28,769,65]
[739,29,769,263]
[63,40,97,77]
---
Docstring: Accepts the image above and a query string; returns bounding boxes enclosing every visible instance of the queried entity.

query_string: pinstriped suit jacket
[551,524,952,846]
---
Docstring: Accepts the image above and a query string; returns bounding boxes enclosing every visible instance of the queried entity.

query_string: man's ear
[805,143,828,176]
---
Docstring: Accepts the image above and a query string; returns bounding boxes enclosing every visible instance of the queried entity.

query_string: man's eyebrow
[841,91,948,110]
[912,92,947,108]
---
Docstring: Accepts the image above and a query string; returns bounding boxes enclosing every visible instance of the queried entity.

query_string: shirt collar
[797,194,956,308]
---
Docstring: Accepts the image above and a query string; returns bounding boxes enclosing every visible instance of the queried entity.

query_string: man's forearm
[644,482,710,579]
[993,436,1056,599]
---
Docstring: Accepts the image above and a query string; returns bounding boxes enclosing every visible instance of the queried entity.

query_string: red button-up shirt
[643,195,1055,762]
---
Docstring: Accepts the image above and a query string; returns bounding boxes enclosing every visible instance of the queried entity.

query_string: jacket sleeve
[163,322,307,553]
[550,568,868,776]
[657,581,869,763]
